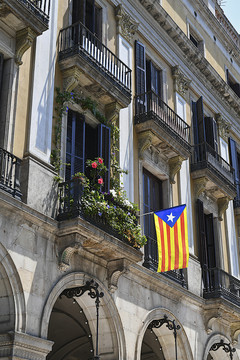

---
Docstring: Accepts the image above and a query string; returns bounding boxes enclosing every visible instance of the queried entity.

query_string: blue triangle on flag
[154,205,186,228]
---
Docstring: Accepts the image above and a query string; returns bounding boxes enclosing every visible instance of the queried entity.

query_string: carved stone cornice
[138,131,153,159]
[107,258,130,293]
[168,155,184,184]
[0,3,10,17]
[193,177,208,199]
[62,67,82,92]
[218,196,229,221]
[216,113,231,141]
[105,101,121,124]
[15,27,37,65]
[171,65,191,98]
[115,4,139,42]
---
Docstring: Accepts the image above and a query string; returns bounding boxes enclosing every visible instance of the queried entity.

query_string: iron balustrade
[191,142,235,185]
[57,179,137,245]
[18,0,50,24]
[0,148,22,200]
[59,22,132,94]
[135,91,190,144]
[203,267,240,306]
[143,235,187,288]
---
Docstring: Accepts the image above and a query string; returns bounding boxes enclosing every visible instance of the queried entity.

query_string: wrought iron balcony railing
[134,91,190,146]
[0,148,22,200]
[203,267,240,306]
[59,21,132,95]
[18,0,50,24]
[143,235,187,288]
[191,142,235,185]
[57,179,139,247]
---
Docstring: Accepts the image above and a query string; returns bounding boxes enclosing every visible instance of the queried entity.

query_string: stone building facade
[0,0,240,359]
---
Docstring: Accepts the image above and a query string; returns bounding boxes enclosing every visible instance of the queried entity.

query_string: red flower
[98,158,103,164]
[98,178,103,184]
[92,162,97,168]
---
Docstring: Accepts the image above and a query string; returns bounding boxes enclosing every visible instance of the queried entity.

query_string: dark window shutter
[229,137,240,200]
[205,213,216,269]
[94,5,102,39]
[143,169,163,270]
[196,199,207,269]
[196,96,206,144]
[192,101,199,145]
[226,69,229,84]
[232,83,240,98]
[205,117,218,152]
[98,124,110,193]
[72,0,84,24]
[0,53,3,102]
[66,110,85,180]
[86,0,95,33]
[135,41,146,95]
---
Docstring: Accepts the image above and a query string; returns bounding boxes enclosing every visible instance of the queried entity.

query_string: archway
[204,334,240,360]
[0,243,26,333]
[41,273,126,360]
[136,308,193,360]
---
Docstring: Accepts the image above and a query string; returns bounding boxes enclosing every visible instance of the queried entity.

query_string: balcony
[143,236,187,288]
[134,91,191,160]
[0,0,50,34]
[203,267,240,307]
[191,142,236,200]
[0,148,22,200]
[58,22,132,108]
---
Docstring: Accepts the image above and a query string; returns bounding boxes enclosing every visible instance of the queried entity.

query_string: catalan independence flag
[154,205,189,272]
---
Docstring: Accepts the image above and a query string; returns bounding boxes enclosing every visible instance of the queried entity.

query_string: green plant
[53,89,146,248]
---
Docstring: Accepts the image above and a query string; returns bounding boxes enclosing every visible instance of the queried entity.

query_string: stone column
[115,5,138,202]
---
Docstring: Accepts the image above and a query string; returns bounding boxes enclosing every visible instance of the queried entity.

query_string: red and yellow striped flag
[154,205,189,272]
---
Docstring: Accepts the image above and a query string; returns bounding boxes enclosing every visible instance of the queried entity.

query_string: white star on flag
[167,212,175,222]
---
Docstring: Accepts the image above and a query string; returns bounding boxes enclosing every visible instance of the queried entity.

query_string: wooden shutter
[232,83,240,98]
[72,0,84,24]
[135,41,146,115]
[98,124,110,193]
[196,96,206,144]
[229,137,240,200]
[94,5,102,39]
[66,110,85,180]
[205,213,216,269]
[196,199,207,269]
[192,101,199,146]
[205,117,218,152]
[0,53,3,102]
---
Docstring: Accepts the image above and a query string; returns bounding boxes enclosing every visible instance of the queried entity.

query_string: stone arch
[135,307,193,360]
[40,272,126,359]
[0,242,26,332]
[203,334,240,360]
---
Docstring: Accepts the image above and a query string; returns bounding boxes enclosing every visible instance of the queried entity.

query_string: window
[226,69,240,98]
[135,41,163,115]
[66,110,111,192]
[188,26,204,55]
[229,138,240,205]
[142,168,163,271]
[192,97,218,159]
[72,0,102,39]
[197,199,216,287]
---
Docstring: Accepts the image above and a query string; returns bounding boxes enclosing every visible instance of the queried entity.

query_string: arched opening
[43,275,126,360]
[141,328,165,360]
[47,295,94,360]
